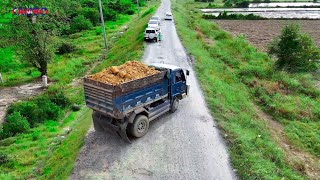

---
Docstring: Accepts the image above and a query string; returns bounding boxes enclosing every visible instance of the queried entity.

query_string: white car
[144,27,161,42]
[148,20,160,30]
[164,12,173,20]
[150,16,161,25]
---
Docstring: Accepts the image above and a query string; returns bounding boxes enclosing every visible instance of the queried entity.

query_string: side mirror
[186,70,190,76]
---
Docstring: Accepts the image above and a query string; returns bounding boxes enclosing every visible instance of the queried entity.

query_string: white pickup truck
[144,27,161,42]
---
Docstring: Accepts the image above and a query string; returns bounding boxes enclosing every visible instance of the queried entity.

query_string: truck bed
[84,70,168,119]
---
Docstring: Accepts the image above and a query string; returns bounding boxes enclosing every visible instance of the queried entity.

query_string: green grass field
[172,0,319,179]
[0,1,159,178]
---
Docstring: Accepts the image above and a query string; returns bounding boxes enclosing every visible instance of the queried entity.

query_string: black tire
[92,112,104,132]
[170,98,179,113]
[154,38,158,42]
[128,115,149,138]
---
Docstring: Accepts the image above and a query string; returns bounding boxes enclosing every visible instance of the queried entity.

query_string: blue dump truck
[84,63,190,142]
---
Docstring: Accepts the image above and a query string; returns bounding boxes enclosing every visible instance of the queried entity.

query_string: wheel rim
[137,120,147,133]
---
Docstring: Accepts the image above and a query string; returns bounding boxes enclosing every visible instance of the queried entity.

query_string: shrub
[47,88,70,108]
[34,96,61,122]
[203,11,265,20]
[235,0,249,8]
[7,95,63,127]
[125,8,135,15]
[7,101,38,124]
[81,8,100,26]
[71,104,81,111]
[70,15,93,33]
[103,9,117,21]
[56,42,76,55]
[268,24,319,73]
[195,0,214,2]
[2,112,30,138]
[0,152,10,164]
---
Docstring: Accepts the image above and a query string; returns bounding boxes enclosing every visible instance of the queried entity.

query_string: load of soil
[87,61,159,85]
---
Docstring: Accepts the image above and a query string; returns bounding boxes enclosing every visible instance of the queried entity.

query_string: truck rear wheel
[170,98,179,113]
[92,112,104,132]
[128,115,149,138]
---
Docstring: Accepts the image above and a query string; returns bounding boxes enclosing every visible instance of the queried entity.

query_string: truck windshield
[146,30,155,33]
[149,21,158,24]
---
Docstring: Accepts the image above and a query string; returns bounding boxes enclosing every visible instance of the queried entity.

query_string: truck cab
[150,63,189,101]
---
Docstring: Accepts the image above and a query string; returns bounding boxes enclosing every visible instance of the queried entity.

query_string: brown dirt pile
[87,61,159,85]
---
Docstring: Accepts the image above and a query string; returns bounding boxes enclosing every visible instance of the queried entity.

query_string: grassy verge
[173,0,319,178]
[0,1,159,178]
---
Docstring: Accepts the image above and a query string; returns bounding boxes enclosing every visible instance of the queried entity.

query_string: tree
[268,24,319,73]
[4,0,67,76]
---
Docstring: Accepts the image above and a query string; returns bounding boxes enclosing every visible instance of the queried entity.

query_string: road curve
[70,0,236,179]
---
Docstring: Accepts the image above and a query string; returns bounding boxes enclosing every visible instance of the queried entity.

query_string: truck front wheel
[128,115,149,138]
[92,112,104,132]
[170,98,179,113]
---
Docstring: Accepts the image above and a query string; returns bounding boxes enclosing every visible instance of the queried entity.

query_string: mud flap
[115,121,131,143]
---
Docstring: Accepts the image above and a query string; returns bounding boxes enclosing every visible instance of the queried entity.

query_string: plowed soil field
[214,20,320,52]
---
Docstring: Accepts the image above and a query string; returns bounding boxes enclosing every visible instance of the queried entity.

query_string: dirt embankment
[214,20,320,52]
[87,61,159,85]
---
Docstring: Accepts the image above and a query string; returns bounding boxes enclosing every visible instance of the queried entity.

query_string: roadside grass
[0,2,159,179]
[198,21,320,157]
[172,0,319,178]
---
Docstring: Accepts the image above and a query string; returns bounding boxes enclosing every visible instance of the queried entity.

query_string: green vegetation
[0,0,149,86]
[268,24,319,72]
[0,0,159,178]
[203,11,266,20]
[173,0,319,178]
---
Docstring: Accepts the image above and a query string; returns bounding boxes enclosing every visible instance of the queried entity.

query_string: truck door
[171,69,187,98]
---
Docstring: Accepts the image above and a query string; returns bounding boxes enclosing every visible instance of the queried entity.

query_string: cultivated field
[214,20,320,51]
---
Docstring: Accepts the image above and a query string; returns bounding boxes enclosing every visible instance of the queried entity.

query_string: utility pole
[136,0,140,16]
[98,0,107,49]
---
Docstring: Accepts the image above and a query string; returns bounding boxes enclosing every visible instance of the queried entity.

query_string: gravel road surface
[70,0,235,179]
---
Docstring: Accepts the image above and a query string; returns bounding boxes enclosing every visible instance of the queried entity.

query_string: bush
[47,88,70,108]
[195,0,214,2]
[7,94,64,127]
[7,101,38,124]
[103,9,117,21]
[56,42,76,55]
[0,152,10,164]
[2,112,30,138]
[203,11,265,20]
[125,8,135,15]
[81,8,100,26]
[34,96,61,123]
[70,15,93,33]
[235,0,249,8]
[268,24,319,73]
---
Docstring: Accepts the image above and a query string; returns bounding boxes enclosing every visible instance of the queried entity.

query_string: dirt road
[70,0,235,179]
[0,81,44,123]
